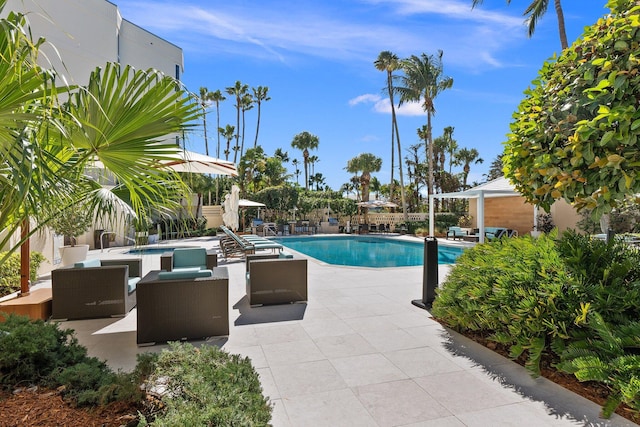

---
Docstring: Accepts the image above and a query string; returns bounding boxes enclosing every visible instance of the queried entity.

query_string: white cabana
[429,177,522,243]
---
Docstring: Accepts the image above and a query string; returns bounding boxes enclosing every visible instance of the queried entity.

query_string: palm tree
[240,93,254,159]
[370,177,382,200]
[225,80,248,163]
[486,154,504,180]
[308,155,319,176]
[274,148,289,163]
[396,51,453,198]
[345,153,383,203]
[210,90,226,159]
[198,87,214,155]
[219,124,235,161]
[454,148,484,189]
[1,18,199,283]
[252,86,270,148]
[291,158,300,185]
[471,0,568,49]
[374,51,407,221]
[290,131,319,190]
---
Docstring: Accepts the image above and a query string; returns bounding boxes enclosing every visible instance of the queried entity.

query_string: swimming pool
[271,236,463,268]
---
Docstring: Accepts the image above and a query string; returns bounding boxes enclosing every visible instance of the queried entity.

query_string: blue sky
[115,0,608,191]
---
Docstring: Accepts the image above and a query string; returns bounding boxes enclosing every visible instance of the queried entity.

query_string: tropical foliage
[396,51,453,198]
[503,0,639,219]
[0,2,200,263]
[471,0,569,49]
[432,230,640,417]
[291,131,319,191]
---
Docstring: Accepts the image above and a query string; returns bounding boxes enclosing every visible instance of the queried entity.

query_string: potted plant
[133,217,150,246]
[50,206,94,266]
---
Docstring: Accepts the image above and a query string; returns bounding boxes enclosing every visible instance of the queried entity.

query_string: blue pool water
[271,236,463,268]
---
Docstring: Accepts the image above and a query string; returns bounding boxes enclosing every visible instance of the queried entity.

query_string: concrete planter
[59,244,89,267]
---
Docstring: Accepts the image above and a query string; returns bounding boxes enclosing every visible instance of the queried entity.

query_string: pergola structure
[429,177,527,243]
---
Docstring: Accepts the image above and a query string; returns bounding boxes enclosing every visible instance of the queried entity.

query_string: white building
[2,0,187,271]
[4,0,183,84]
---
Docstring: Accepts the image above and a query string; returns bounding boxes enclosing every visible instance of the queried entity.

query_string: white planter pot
[59,244,90,267]
[530,230,542,238]
[148,234,159,244]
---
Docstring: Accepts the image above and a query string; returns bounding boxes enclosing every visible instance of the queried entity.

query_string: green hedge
[0,251,45,297]
[432,230,640,417]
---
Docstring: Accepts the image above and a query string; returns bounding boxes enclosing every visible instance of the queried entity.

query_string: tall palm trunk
[427,128,433,198]
[303,149,309,190]
[394,119,408,221]
[386,71,395,201]
[233,101,240,163]
[202,105,210,155]
[554,0,568,49]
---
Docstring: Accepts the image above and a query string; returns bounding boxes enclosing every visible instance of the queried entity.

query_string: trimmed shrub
[0,251,46,297]
[432,232,576,374]
[141,342,272,426]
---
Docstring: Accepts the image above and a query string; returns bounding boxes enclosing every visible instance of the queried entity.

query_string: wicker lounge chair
[160,247,217,271]
[245,253,308,305]
[219,225,282,257]
[51,258,141,320]
[136,267,229,345]
[485,227,509,240]
[446,226,468,240]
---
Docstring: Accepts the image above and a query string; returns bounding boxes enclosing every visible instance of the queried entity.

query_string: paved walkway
[37,236,636,426]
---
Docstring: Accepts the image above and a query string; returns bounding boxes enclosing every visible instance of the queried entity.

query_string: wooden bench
[0,288,52,321]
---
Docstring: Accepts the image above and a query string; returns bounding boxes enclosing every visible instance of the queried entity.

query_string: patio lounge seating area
[219,225,282,258]
[245,253,307,305]
[136,267,229,345]
[446,226,468,240]
[51,258,141,320]
[42,237,623,426]
[160,247,218,271]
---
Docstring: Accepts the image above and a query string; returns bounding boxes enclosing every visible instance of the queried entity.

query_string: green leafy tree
[503,0,638,219]
[291,131,319,191]
[396,51,453,198]
[471,0,569,49]
[486,154,504,181]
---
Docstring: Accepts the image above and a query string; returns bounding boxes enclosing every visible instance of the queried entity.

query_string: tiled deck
[35,236,635,426]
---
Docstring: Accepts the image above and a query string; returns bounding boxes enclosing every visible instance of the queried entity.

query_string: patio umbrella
[239,199,266,220]
[160,149,237,176]
[356,200,398,209]
[222,185,240,231]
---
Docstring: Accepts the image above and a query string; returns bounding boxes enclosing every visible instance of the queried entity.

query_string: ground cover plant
[431,231,640,419]
[0,315,272,425]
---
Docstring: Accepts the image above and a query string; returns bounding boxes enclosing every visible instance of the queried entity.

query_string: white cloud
[117,0,525,70]
[350,93,424,116]
[349,94,381,106]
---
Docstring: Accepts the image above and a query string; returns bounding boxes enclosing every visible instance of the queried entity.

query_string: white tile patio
[33,236,636,426]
